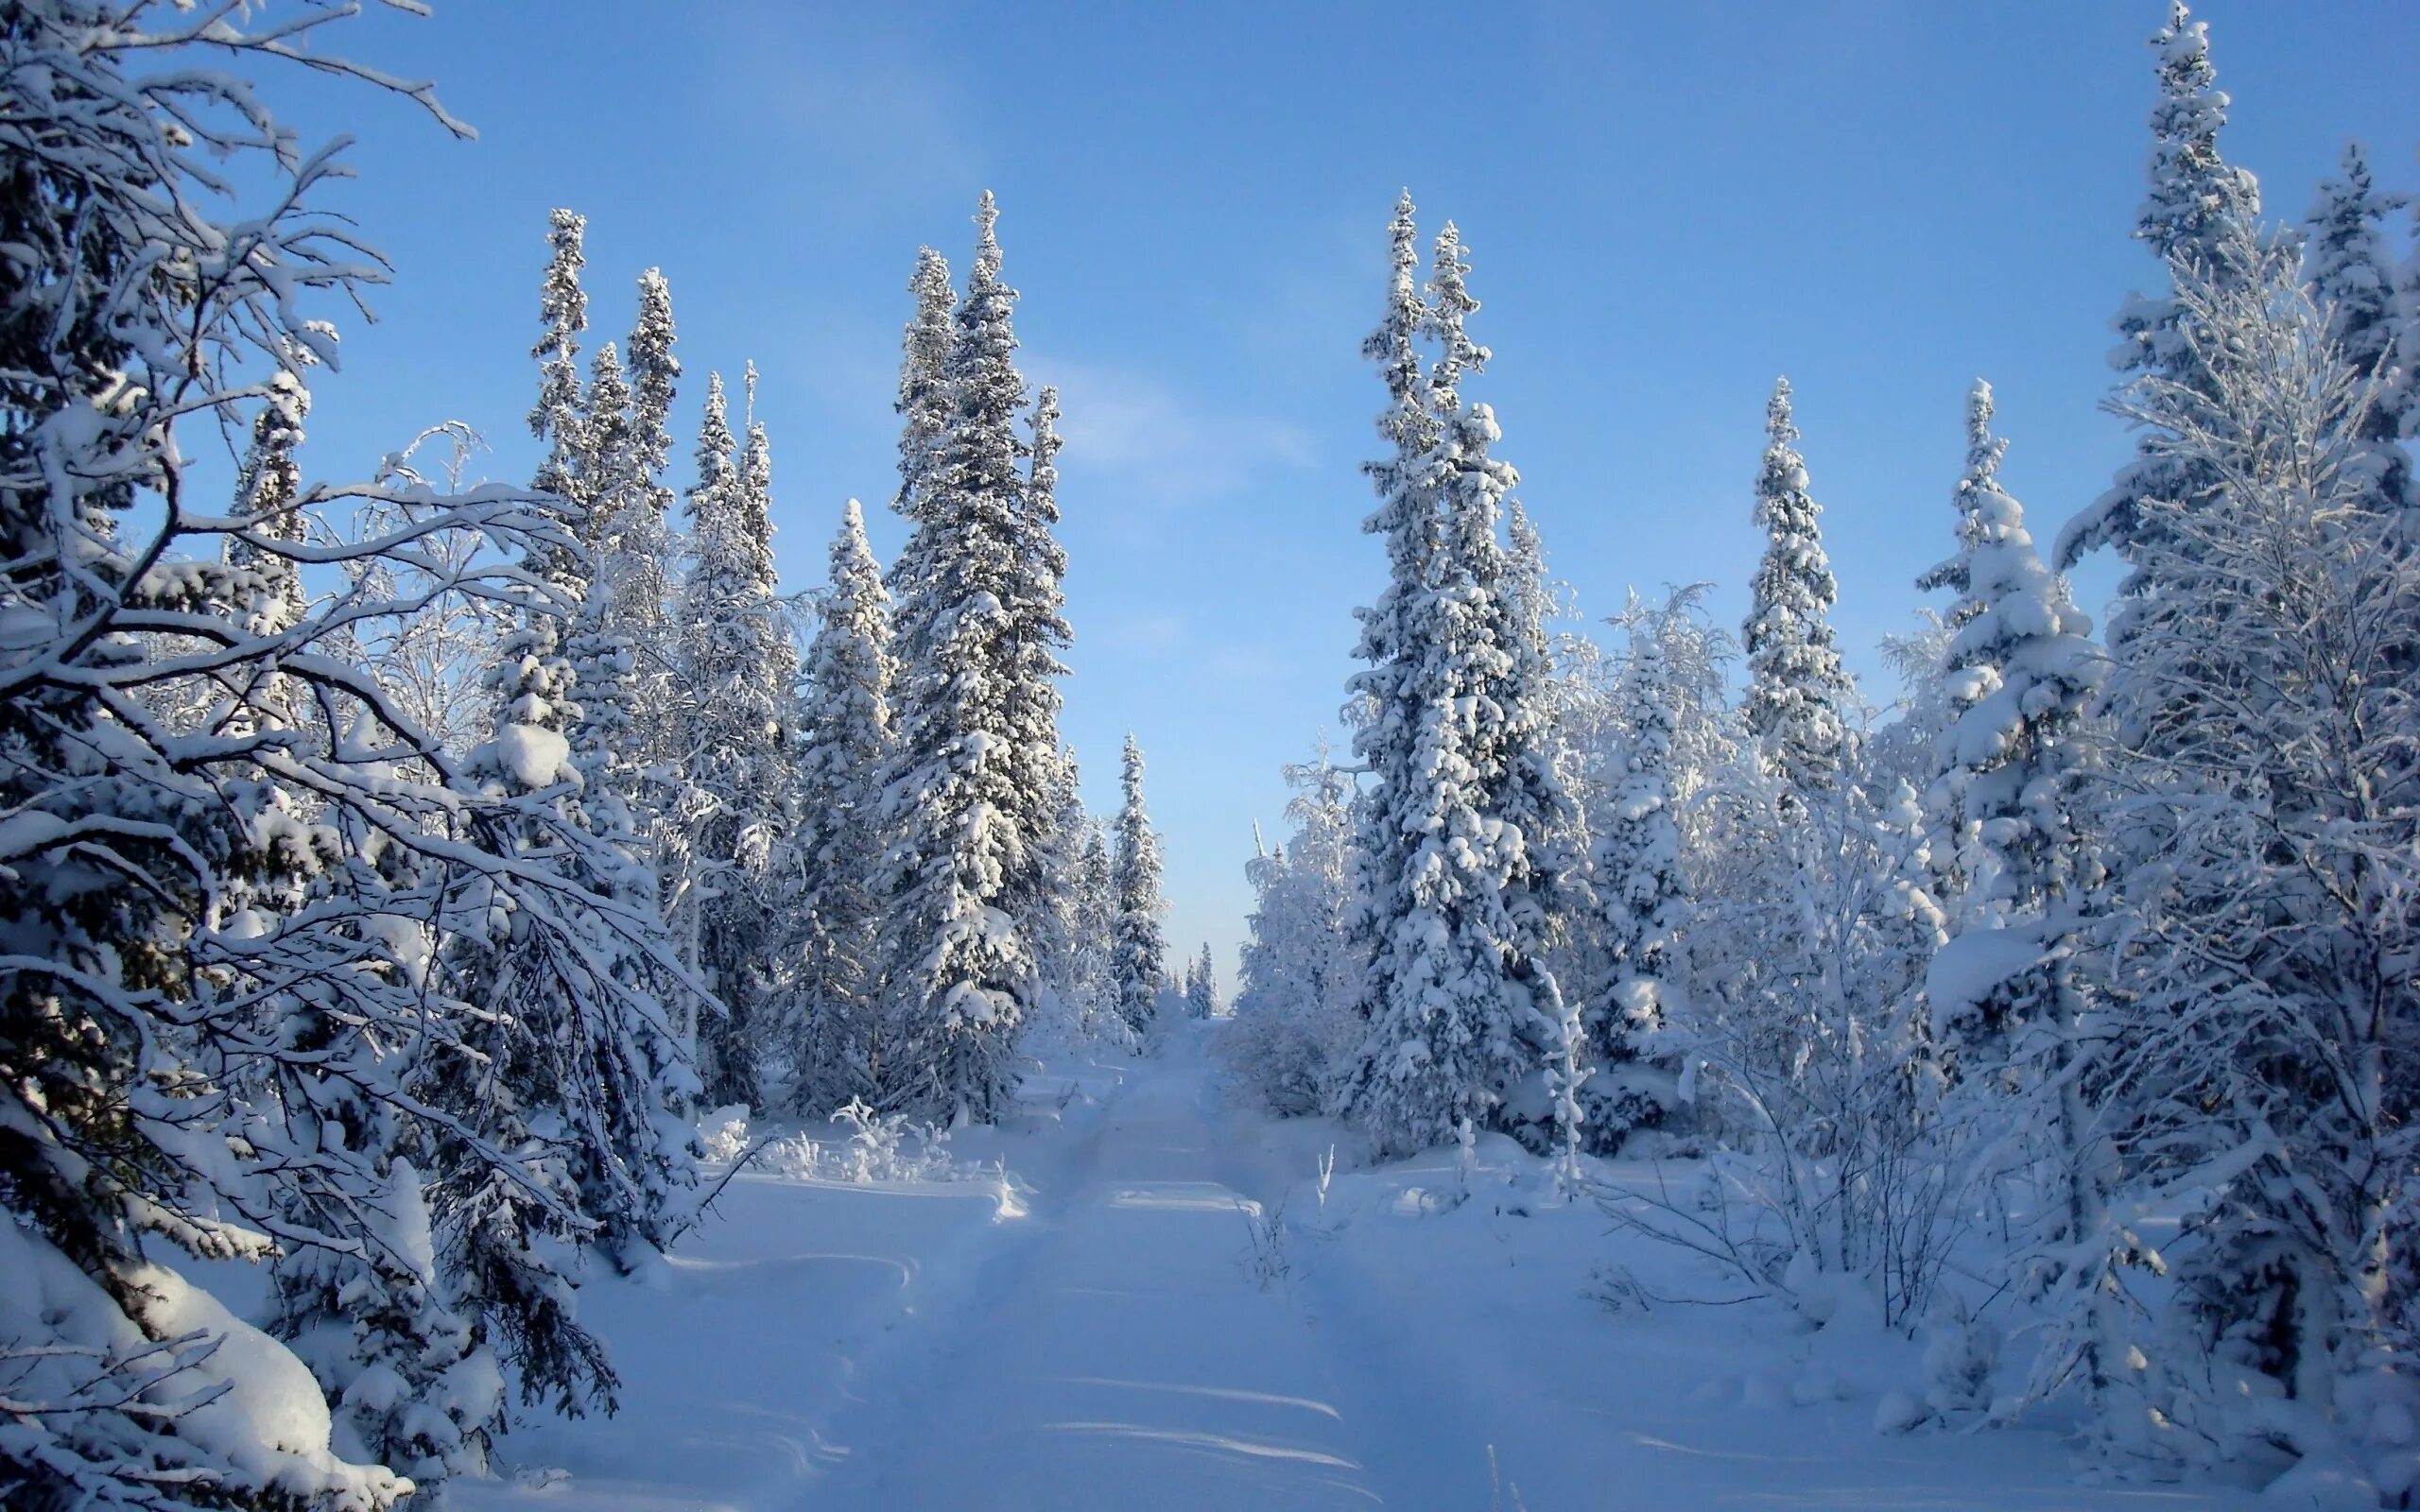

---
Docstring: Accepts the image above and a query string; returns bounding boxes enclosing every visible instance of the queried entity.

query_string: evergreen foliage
[1112,734,1169,1035]
[1742,378,1856,798]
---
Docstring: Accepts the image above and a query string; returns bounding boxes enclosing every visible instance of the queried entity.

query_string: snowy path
[805,1040,1386,1509]
[453,1027,2256,1511]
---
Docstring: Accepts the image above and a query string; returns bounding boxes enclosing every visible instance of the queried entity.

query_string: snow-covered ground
[454,1022,2254,1510]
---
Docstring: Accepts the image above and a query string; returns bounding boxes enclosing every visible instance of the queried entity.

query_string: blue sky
[256,1,2418,988]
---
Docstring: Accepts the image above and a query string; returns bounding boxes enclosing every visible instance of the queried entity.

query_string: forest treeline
[1230,4,2420,1495]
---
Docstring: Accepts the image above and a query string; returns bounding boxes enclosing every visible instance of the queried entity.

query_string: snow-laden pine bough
[0,6,704,1505]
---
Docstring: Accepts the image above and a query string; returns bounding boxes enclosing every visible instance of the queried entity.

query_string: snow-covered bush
[1630,771,1962,1332]
[1227,751,1361,1114]
[722,1102,985,1187]
[700,1106,756,1164]
[827,1100,963,1184]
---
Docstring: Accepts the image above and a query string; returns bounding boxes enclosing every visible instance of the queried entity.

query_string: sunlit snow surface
[447,1022,2256,1510]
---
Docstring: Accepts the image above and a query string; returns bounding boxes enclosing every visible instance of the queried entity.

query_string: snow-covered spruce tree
[1005,385,1078,978]
[1028,746,1094,1035]
[674,367,796,1109]
[885,247,957,664]
[555,386,675,1122]
[545,270,679,861]
[627,270,684,526]
[527,209,593,604]
[1582,621,1690,1152]
[1332,215,1580,1156]
[654,372,736,1060]
[0,9,696,1503]
[2304,144,2413,526]
[1111,733,1170,1035]
[1505,499,1600,1000]
[568,342,643,782]
[1435,237,1585,1150]
[2051,224,2420,1486]
[2054,0,2267,678]
[1906,383,2117,1425]
[786,499,897,1113]
[873,193,1048,1121]
[1338,190,1443,1041]
[1742,377,1856,800]
[1230,747,1361,1115]
[519,230,656,927]
[610,266,685,777]
[1916,383,2105,1055]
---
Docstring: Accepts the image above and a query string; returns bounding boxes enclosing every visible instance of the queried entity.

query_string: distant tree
[1184,944,1221,1019]
[1112,734,1170,1034]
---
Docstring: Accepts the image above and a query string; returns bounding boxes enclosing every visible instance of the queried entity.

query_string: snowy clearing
[453,1023,2255,1510]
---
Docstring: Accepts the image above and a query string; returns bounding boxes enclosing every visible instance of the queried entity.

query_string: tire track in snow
[800,1036,1384,1509]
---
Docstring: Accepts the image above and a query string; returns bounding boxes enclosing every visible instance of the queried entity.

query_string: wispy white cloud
[1033,355,1317,519]
[1105,610,1187,657]
[1207,644,1280,680]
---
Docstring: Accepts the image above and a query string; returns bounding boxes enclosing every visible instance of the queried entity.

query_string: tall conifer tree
[1742,378,1855,798]
[888,247,957,666]
[527,208,591,604]
[875,193,1047,1120]
[1334,213,1579,1155]
[678,366,796,1108]
[789,500,896,1110]
[2055,1,2267,644]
